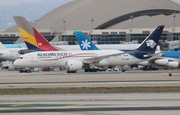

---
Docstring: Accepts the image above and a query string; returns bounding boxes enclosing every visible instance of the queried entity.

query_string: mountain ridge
[0,0,71,32]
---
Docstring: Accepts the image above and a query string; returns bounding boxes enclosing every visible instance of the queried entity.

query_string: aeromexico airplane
[74,30,180,68]
[13,25,164,73]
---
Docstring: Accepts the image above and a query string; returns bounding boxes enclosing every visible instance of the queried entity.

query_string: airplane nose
[13,60,20,67]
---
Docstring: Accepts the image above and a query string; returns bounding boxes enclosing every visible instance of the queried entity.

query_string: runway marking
[1,106,180,113]
[0,104,119,108]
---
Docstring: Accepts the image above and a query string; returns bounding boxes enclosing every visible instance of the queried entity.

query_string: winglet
[74,31,100,50]
[13,16,58,51]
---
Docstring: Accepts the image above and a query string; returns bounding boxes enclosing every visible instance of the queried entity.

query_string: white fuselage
[0,48,26,61]
[13,50,162,68]
[0,44,139,61]
[56,44,140,50]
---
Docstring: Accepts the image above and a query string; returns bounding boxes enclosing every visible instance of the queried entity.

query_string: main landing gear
[67,71,77,73]
[84,68,98,72]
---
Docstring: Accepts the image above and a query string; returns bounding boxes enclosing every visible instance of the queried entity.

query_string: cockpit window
[18,57,23,59]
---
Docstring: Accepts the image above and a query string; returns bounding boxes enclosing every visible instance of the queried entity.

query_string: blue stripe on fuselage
[163,51,180,58]
[119,50,154,60]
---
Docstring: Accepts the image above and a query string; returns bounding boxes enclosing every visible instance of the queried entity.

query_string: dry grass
[0,86,180,95]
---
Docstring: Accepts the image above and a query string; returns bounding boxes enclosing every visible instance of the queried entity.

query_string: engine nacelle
[94,60,109,66]
[167,62,179,68]
[155,59,179,67]
[18,49,36,54]
[155,59,168,65]
[138,61,150,65]
[66,60,83,71]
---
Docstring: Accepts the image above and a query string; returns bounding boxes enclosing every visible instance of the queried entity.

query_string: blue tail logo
[146,39,156,49]
[74,31,100,50]
[81,39,91,50]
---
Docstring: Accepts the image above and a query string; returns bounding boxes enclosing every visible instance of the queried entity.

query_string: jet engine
[155,59,168,65]
[66,60,83,71]
[167,62,179,67]
[18,49,37,54]
[155,59,179,67]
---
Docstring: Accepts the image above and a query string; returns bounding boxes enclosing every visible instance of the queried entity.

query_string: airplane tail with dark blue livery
[136,25,164,53]
[74,25,164,60]
[128,25,164,60]
[74,31,100,50]
[74,25,164,54]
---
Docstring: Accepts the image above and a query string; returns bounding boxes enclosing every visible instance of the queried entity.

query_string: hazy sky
[0,0,47,6]
[172,0,180,4]
[0,0,179,6]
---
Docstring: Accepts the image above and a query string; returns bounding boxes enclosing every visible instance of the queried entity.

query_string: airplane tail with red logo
[13,16,58,51]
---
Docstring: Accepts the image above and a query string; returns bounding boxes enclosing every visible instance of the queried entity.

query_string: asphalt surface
[0,69,180,88]
[0,93,180,114]
[0,69,180,114]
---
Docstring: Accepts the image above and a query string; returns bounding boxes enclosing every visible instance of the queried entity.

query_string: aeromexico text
[37,53,69,57]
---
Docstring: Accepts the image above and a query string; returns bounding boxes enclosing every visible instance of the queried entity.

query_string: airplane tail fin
[136,25,164,53]
[74,31,100,50]
[13,16,58,51]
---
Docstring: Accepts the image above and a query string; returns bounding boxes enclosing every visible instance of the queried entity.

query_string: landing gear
[84,68,98,72]
[67,71,77,73]
[169,73,172,76]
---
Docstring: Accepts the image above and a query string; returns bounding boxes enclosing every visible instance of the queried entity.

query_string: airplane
[0,16,140,61]
[13,25,164,73]
[13,16,59,53]
[136,50,180,68]
[0,42,24,61]
[14,16,140,51]
[74,30,180,68]
[74,31,100,50]
[4,43,26,48]
[0,16,60,61]
[0,15,139,61]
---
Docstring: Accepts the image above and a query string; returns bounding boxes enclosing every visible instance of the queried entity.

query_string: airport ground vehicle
[19,68,31,73]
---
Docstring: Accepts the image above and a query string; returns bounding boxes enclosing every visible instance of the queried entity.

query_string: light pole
[63,19,66,41]
[91,18,94,41]
[130,15,133,42]
[130,15,133,29]
[63,19,66,35]
[173,13,176,51]
[91,18,94,30]
[34,20,38,28]
[173,13,176,28]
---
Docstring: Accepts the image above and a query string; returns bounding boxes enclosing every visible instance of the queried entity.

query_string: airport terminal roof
[3,0,180,33]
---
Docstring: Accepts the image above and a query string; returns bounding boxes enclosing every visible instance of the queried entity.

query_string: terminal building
[0,0,180,50]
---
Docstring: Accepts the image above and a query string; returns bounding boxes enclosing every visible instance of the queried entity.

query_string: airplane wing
[81,51,126,63]
[82,50,163,64]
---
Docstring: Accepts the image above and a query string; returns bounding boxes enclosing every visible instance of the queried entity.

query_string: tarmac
[0,69,180,114]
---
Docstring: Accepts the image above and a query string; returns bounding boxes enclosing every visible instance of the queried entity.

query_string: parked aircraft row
[11,16,164,73]
[0,16,179,73]
[74,30,180,68]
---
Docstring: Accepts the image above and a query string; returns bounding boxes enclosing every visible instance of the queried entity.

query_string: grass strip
[0,86,180,95]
